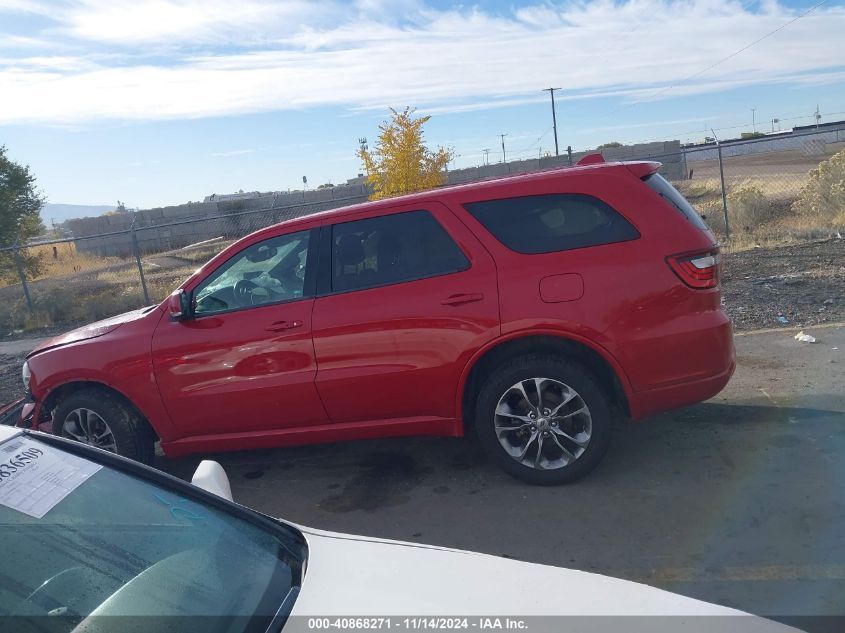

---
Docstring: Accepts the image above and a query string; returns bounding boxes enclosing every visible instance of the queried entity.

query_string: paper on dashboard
[0,437,102,519]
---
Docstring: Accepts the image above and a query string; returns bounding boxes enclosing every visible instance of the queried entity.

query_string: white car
[0,425,795,633]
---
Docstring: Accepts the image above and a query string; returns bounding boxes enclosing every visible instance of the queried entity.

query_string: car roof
[188,159,656,280]
[256,160,650,234]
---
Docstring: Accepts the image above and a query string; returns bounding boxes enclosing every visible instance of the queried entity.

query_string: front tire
[474,355,612,485]
[53,388,155,465]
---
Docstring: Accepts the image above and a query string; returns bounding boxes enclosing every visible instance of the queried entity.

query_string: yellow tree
[358,107,454,201]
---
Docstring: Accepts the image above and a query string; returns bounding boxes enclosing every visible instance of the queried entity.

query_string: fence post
[13,237,34,314]
[130,222,150,305]
[716,143,730,238]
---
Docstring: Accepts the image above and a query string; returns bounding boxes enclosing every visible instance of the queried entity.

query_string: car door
[311,202,500,425]
[151,226,329,438]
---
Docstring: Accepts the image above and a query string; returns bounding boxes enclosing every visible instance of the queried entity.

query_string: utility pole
[482,148,490,165]
[711,129,730,238]
[500,134,508,163]
[751,108,756,133]
[542,87,561,156]
[815,105,821,130]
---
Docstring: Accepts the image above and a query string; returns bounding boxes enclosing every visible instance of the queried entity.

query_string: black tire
[53,388,155,465]
[474,355,612,485]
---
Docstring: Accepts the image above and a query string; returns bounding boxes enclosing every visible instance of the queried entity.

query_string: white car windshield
[0,433,304,633]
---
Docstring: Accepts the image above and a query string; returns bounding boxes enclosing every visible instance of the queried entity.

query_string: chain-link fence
[677,128,845,240]
[1,129,843,337]
[0,192,369,336]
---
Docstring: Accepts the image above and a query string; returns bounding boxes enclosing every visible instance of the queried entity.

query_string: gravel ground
[0,238,842,406]
[0,325,69,343]
[0,352,27,406]
[722,238,845,331]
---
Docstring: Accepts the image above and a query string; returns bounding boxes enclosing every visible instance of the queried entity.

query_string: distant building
[681,118,845,149]
[203,190,266,203]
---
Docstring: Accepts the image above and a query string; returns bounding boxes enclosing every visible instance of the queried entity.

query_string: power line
[549,0,765,127]
[625,0,828,107]
[511,127,553,156]
[626,108,845,146]
[452,104,843,168]
[580,0,661,72]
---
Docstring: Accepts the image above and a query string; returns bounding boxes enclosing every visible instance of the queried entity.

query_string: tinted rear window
[643,173,710,230]
[463,193,640,254]
[331,210,469,292]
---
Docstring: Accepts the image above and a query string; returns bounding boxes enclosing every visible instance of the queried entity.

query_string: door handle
[265,320,303,332]
[440,293,484,306]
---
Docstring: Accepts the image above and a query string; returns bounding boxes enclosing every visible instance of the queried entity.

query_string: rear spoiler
[626,162,662,179]
[576,153,662,179]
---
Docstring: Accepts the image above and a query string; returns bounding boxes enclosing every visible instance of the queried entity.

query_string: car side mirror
[191,460,233,502]
[168,289,192,320]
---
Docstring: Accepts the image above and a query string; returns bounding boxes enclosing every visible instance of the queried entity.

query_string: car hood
[28,306,157,357]
[291,528,793,628]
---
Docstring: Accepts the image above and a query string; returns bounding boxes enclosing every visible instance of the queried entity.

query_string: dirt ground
[722,238,845,330]
[689,142,845,180]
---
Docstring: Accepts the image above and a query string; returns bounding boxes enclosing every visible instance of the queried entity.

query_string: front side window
[330,210,469,292]
[194,230,311,315]
[464,193,640,254]
[0,435,304,633]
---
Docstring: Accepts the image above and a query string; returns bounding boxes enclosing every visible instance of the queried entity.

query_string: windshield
[0,434,304,633]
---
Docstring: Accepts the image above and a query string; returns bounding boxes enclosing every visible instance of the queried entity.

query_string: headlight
[22,361,31,391]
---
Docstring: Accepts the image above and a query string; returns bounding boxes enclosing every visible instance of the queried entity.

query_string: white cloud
[58,0,331,45]
[0,0,843,124]
[0,0,49,12]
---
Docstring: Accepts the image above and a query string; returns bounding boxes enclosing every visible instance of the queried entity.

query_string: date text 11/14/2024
[306,618,528,630]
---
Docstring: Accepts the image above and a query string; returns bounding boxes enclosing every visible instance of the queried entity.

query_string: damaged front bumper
[0,396,36,428]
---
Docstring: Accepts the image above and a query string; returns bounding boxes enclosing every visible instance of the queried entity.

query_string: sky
[1,0,844,210]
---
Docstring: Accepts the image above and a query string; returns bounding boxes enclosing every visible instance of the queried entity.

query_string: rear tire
[474,355,612,485]
[53,388,155,465]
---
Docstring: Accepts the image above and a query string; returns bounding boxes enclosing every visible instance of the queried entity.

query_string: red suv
[19,160,734,484]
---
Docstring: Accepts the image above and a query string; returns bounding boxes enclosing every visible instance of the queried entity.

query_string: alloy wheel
[62,408,118,452]
[493,377,592,470]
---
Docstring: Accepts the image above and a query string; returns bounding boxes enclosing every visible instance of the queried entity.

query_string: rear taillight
[666,248,721,289]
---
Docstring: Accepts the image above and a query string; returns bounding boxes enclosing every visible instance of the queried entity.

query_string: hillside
[42,203,116,224]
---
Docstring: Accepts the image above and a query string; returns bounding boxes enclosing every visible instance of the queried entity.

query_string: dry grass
[24,241,124,282]
[0,242,196,332]
[0,274,181,333]
[674,170,843,252]
[792,148,845,226]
